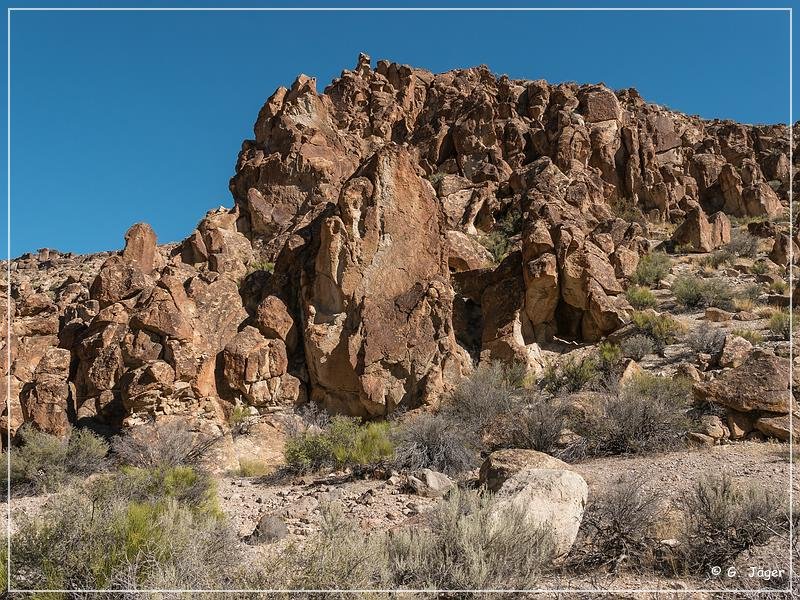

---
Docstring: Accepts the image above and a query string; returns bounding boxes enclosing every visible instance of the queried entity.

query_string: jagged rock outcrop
[693,350,794,441]
[5,55,792,440]
[301,145,467,415]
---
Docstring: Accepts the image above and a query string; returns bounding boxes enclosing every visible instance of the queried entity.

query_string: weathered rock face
[5,56,791,440]
[301,145,467,416]
[693,350,793,441]
[671,207,731,253]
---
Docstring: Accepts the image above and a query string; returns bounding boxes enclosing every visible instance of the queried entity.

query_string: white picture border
[5,3,794,595]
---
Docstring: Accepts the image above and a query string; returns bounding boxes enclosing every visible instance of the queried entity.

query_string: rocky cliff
[3,54,793,441]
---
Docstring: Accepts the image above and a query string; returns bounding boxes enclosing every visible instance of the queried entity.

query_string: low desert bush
[769,279,789,294]
[540,356,598,394]
[672,275,734,310]
[111,420,217,469]
[10,478,238,591]
[4,426,108,494]
[236,458,272,478]
[700,248,734,269]
[383,489,552,591]
[597,341,622,371]
[769,309,791,340]
[569,473,664,571]
[264,490,552,594]
[750,259,769,275]
[248,260,275,275]
[478,208,521,264]
[620,334,656,361]
[686,323,726,355]
[679,475,784,575]
[630,311,684,351]
[229,405,254,436]
[92,464,222,518]
[611,198,648,227]
[737,282,763,304]
[504,398,571,456]
[262,503,386,592]
[448,360,526,431]
[392,413,476,476]
[731,328,764,345]
[725,231,759,259]
[580,374,691,456]
[284,416,394,474]
[631,252,671,286]
[626,285,657,309]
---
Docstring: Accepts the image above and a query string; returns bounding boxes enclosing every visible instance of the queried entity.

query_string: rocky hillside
[3,54,794,445]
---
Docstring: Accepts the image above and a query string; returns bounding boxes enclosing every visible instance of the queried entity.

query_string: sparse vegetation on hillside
[769,309,791,340]
[540,356,598,394]
[392,413,476,475]
[626,285,657,309]
[679,475,785,574]
[630,311,684,352]
[9,464,233,591]
[631,252,671,286]
[672,275,734,310]
[620,334,656,361]
[478,207,522,263]
[284,416,394,474]
[578,374,691,456]
[112,420,217,469]
[3,426,108,495]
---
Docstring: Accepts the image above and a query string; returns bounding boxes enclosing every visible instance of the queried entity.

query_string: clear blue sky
[2,1,795,256]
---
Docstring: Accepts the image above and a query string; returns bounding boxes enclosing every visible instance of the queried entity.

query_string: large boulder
[693,350,791,413]
[479,449,570,492]
[671,207,730,253]
[492,467,588,559]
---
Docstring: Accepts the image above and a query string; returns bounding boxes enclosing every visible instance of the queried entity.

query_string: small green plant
[630,311,684,350]
[610,198,648,226]
[248,260,275,275]
[229,405,253,436]
[236,458,271,477]
[478,208,522,264]
[540,356,598,394]
[769,309,791,340]
[631,252,671,286]
[725,230,759,259]
[625,285,657,310]
[426,172,445,187]
[101,465,222,518]
[750,260,769,275]
[731,328,764,345]
[672,275,734,310]
[284,416,394,474]
[699,249,734,269]
[597,342,622,370]
[769,279,788,294]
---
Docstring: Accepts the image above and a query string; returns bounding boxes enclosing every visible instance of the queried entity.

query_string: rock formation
[4,55,792,441]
